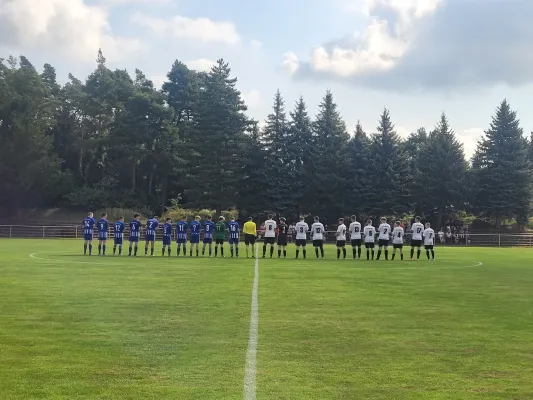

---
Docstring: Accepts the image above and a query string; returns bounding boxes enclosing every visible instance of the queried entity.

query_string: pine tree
[472,100,531,228]
[368,108,411,218]
[345,121,372,216]
[417,113,468,227]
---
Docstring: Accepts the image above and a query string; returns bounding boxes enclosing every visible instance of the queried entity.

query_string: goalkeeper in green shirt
[215,216,227,257]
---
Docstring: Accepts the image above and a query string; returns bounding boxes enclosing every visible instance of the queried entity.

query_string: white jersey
[336,224,347,241]
[378,223,391,240]
[295,221,309,240]
[411,222,425,241]
[264,219,277,237]
[349,221,362,240]
[311,222,325,241]
[423,228,435,246]
[392,226,404,244]
[363,225,375,243]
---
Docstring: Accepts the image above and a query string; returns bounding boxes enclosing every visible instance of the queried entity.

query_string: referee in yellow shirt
[243,217,257,258]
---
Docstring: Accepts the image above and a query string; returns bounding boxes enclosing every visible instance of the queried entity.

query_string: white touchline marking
[244,244,259,400]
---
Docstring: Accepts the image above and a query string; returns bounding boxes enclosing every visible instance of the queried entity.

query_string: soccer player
[129,214,142,256]
[176,216,188,256]
[311,216,325,259]
[228,218,240,257]
[336,218,347,259]
[262,214,277,258]
[391,221,404,260]
[97,213,109,255]
[202,215,215,256]
[410,216,425,260]
[145,216,159,256]
[189,216,201,257]
[162,217,173,256]
[349,215,362,259]
[277,217,289,258]
[113,217,125,255]
[243,216,257,258]
[215,216,226,257]
[423,222,435,260]
[377,217,391,260]
[363,220,376,260]
[294,217,309,259]
[82,212,95,255]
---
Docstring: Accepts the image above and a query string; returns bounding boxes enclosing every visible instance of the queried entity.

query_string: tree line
[0,50,532,229]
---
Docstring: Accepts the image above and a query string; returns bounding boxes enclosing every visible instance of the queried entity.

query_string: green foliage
[164,207,238,222]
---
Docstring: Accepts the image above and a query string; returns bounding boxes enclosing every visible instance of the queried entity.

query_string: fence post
[43,226,45,238]
[76,226,78,239]
[9,225,12,238]
[498,234,501,247]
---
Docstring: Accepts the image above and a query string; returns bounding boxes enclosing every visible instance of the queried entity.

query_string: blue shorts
[190,234,200,244]
[84,233,93,241]
[114,237,123,245]
[129,236,139,243]
[146,234,155,242]
[203,237,213,244]
[176,236,187,244]
[163,236,172,246]
[98,233,108,241]
[229,237,239,245]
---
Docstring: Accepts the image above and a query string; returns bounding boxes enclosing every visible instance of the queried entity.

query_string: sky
[1,0,533,158]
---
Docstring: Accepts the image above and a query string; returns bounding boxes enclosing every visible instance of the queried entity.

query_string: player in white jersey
[423,222,435,260]
[336,218,347,259]
[391,221,405,261]
[363,220,376,260]
[294,216,309,259]
[410,216,425,260]
[311,216,325,259]
[349,215,362,259]
[377,217,392,261]
[262,214,277,258]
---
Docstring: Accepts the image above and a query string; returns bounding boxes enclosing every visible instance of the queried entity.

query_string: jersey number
[383,228,387,234]
[85,221,90,227]
[397,232,401,237]
[231,226,236,231]
[428,233,433,238]
[316,228,321,233]
[299,227,304,233]
[417,228,422,233]
[269,225,273,230]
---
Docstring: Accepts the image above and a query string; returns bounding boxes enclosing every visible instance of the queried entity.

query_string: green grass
[1,240,533,399]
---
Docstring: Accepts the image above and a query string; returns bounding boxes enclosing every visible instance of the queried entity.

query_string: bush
[164,207,238,222]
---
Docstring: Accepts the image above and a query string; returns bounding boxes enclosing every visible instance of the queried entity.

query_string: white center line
[244,244,259,400]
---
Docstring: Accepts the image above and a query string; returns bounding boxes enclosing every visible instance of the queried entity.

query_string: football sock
[303,249,306,258]
[196,250,199,257]
[236,248,239,257]
[84,244,87,255]
[230,247,234,257]
[102,245,106,255]
[177,246,181,256]
[88,244,92,255]
[183,246,186,255]
[320,247,324,258]
[98,244,102,255]
[263,245,266,257]
[357,247,361,258]
[366,250,370,260]
[342,248,346,259]
[134,246,138,256]
[168,248,171,256]
[353,248,356,259]
[283,250,286,258]
[417,249,421,259]
[150,248,154,256]
[113,245,117,255]
[426,250,430,260]
[129,246,132,256]
[371,250,375,260]
[337,249,340,259]
[145,246,148,255]
[401,253,403,260]
[221,247,224,257]
[209,246,212,256]
[278,249,282,258]
[410,248,414,259]
[162,247,165,256]
[384,249,388,260]
[296,249,299,258]
[215,246,218,257]
[119,246,122,255]
[431,249,435,259]
[376,249,381,260]
[270,246,274,258]
[392,252,395,260]
[315,248,319,258]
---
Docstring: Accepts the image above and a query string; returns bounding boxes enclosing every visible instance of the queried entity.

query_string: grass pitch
[1,240,533,399]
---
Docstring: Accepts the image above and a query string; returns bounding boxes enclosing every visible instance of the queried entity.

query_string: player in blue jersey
[162,217,173,256]
[113,217,125,255]
[176,216,188,256]
[144,216,159,256]
[189,216,201,257]
[128,214,142,256]
[97,213,109,255]
[202,215,215,257]
[228,218,240,258]
[82,212,96,255]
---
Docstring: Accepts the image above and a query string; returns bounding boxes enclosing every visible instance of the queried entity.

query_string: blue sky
[2,0,533,157]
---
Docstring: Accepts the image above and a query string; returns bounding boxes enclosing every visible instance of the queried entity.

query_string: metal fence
[0,225,532,246]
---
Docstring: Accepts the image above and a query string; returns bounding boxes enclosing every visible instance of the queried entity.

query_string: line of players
[82,212,435,260]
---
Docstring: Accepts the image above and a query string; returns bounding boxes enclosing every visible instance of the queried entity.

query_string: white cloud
[150,74,167,89]
[186,58,214,72]
[130,12,240,45]
[459,128,483,158]
[282,52,299,75]
[0,0,140,61]
[250,39,262,49]
[242,89,262,109]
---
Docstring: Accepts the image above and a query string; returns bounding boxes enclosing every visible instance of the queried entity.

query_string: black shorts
[365,242,375,249]
[312,240,323,247]
[378,239,389,247]
[215,239,224,245]
[277,236,287,246]
[393,243,403,249]
[425,245,434,250]
[264,236,275,245]
[295,239,307,247]
[244,234,256,245]
[411,239,422,247]
[336,240,346,247]
[351,239,362,247]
